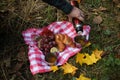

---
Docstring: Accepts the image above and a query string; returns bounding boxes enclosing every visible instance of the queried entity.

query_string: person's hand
[68,7,84,22]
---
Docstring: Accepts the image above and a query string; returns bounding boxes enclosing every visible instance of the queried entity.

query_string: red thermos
[70,0,84,34]
[70,0,90,46]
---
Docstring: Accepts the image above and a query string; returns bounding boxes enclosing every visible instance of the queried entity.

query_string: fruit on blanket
[55,34,75,52]
[38,35,57,55]
[37,27,75,53]
[40,27,54,36]
[50,47,58,53]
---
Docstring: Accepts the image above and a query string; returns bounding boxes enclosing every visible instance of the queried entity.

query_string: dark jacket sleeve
[42,0,73,14]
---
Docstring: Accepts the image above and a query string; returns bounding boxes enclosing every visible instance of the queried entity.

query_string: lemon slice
[50,47,58,53]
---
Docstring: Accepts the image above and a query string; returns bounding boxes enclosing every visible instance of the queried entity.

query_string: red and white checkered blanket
[22,21,90,75]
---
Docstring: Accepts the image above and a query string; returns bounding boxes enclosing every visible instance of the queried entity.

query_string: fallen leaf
[93,15,103,24]
[98,6,107,11]
[91,53,99,63]
[61,63,78,75]
[92,6,107,12]
[82,54,99,65]
[76,49,103,65]
[92,9,98,12]
[35,16,42,20]
[82,54,93,65]
[92,49,103,59]
[76,53,85,65]
[93,12,99,15]
[50,66,59,72]
[77,0,81,3]
[76,74,91,80]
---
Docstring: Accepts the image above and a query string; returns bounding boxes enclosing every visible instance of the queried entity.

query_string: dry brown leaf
[93,15,103,24]
[92,9,98,12]
[92,6,107,13]
[98,6,107,11]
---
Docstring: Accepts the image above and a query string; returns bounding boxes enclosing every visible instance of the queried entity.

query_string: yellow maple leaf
[92,49,103,59]
[76,53,85,65]
[76,74,91,80]
[83,53,99,65]
[50,66,59,72]
[90,53,99,63]
[61,63,78,75]
[82,54,94,65]
[76,49,103,66]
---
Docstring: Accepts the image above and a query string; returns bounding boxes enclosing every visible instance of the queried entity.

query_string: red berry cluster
[38,28,57,55]
[39,35,57,55]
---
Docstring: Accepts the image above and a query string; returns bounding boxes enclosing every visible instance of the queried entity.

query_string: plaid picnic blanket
[22,21,90,75]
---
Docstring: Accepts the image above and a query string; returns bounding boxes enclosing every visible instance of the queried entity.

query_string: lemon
[50,47,58,53]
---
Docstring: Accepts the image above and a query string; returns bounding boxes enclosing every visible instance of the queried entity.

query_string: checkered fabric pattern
[22,21,90,75]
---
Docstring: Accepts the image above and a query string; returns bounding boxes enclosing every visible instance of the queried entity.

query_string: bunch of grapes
[38,34,57,55]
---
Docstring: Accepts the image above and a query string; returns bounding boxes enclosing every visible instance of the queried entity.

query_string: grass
[0,0,120,80]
